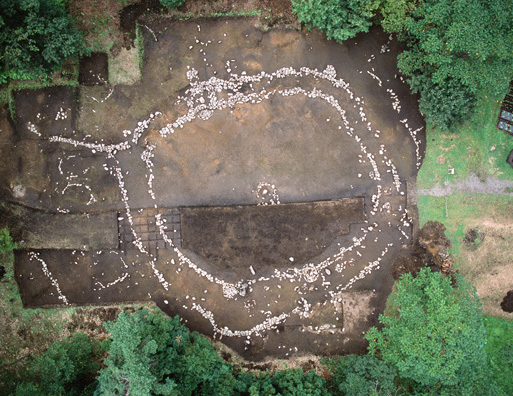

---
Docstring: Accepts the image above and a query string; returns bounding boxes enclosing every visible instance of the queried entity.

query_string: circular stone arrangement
[20,21,427,358]
[38,61,423,342]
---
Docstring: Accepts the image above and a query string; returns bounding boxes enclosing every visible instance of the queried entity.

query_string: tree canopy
[365,268,502,395]
[95,308,240,396]
[292,0,380,42]
[394,0,513,128]
[0,0,87,83]
[292,0,513,129]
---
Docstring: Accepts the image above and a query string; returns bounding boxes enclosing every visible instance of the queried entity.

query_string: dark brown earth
[79,53,109,85]
[393,220,452,279]
[501,290,513,313]
[181,198,364,274]
[1,18,425,360]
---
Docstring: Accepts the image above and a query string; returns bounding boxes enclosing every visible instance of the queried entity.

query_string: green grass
[417,96,513,189]
[483,316,513,395]
[170,9,262,21]
[0,61,80,120]
[417,194,513,256]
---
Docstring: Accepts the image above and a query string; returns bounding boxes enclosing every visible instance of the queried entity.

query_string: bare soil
[79,53,109,85]
[458,218,513,318]
[3,17,425,360]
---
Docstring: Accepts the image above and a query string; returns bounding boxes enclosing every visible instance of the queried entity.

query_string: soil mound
[393,221,452,278]
[501,290,513,313]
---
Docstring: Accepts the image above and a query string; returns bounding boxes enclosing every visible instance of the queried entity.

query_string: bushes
[292,0,513,130]
[331,355,398,396]
[366,268,502,395]
[159,0,186,10]
[292,0,380,42]
[406,74,476,130]
[0,0,87,83]
[14,333,101,396]
[95,308,239,396]
[393,0,513,129]
[237,369,330,396]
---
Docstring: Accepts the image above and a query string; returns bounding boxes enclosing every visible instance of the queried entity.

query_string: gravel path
[416,173,513,197]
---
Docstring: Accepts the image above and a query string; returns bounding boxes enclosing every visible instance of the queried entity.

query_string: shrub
[292,0,380,43]
[332,355,398,396]
[237,369,330,396]
[390,0,513,129]
[0,0,88,83]
[14,333,101,396]
[95,308,239,396]
[159,0,185,10]
[405,73,476,130]
[366,268,502,395]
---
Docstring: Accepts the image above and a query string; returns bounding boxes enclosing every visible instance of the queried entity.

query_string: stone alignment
[6,19,425,359]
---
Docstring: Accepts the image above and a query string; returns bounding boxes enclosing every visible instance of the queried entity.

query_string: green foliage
[379,0,418,35]
[483,316,513,395]
[14,333,101,396]
[0,0,88,83]
[366,268,501,395]
[330,355,398,396]
[159,0,186,10]
[95,308,238,396]
[292,0,380,43]
[407,74,476,130]
[237,369,330,396]
[0,227,16,280]
[392,0,513,129]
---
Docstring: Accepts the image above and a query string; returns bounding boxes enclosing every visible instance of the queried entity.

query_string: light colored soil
[416,173,513,197]
[109,46,142,85]
[458,219,513,319]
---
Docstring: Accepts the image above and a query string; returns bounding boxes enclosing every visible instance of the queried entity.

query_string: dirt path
[416,174,513,196]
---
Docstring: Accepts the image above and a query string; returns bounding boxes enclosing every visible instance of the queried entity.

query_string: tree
[237,369,330,396]
[378,0,418,36]
[0,0,88,83]
[15,333,101,396]
[292,0,381,43]
[392,0,513,129]
[331,355,398,396]
[95,308,239,396]
[365,268,502,395]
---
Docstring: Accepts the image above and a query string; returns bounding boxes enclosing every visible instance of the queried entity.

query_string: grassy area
[483,316,513,395]
[418,194,513,318]
[417,194,513,255]
[417,94,513,318]
[417,96,513,189]
[108,24,144,85]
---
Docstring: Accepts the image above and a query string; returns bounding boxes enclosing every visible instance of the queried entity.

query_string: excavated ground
[0,18,425,360]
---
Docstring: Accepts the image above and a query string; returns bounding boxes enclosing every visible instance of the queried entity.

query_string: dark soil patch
[79,53,109,85]
[181,198,364,272]
[119,0,164,46]
[507,149,513,168]
[501,290,513,313]
[13,86,76,140]
[463,228,485,250]
[393,221,452,278]
[0,265,5,280]
[67,307,123,339]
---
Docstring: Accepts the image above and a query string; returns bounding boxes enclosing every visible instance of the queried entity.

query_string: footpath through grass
[417,95,513,319]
